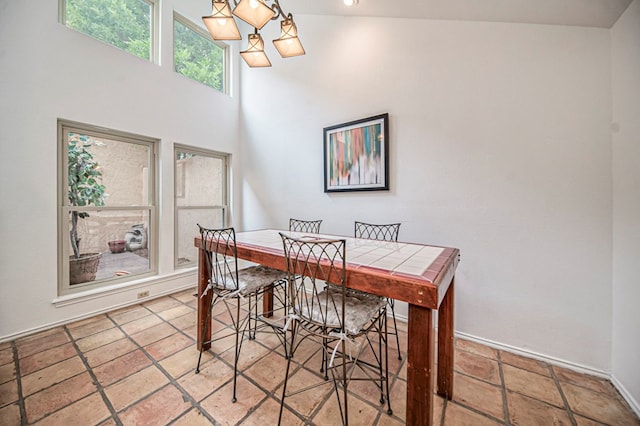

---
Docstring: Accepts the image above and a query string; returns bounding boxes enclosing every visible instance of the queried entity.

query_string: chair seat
[210,265,285,295]
[303,289,386,335]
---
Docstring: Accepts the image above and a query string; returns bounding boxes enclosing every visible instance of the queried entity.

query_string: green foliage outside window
[65,0,152,61]
[174,19,224,92]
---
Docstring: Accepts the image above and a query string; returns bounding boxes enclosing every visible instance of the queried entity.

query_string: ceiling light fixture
[203,0,304,68]
[343,0,358,6]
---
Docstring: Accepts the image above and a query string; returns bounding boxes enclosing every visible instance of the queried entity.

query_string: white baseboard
[611,374,640,418]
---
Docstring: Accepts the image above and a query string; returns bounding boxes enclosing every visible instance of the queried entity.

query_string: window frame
[173,144,230,270]
[57,119,159,296]
[59,0,160,64]
[172,12,230,94]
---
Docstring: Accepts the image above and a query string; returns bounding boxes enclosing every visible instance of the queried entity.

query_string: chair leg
[195,294,216,374]
[384,311,393,415]
[231,300,241,403]
[388,299,402,360]
[278,320,298,425]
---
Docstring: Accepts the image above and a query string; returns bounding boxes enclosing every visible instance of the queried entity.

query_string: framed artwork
[323,113,389,193]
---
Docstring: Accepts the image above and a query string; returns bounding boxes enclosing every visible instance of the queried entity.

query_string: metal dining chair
[195,225,287,403]
[289,218,322,233]
[354,221,403,360]
[278,233,392,425]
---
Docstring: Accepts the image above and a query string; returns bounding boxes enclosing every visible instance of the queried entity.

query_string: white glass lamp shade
[240,33,272,67]
[202,0,241,40]
[232,0,275,30]
[273,17,305,58]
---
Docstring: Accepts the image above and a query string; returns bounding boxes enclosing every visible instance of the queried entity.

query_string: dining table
[194,228,460,426]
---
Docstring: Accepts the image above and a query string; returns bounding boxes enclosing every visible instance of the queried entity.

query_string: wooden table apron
[194,230,460,426]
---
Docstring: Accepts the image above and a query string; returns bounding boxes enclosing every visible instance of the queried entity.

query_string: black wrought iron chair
[195,225,287,403]
[354,221,403,360]
[278,233,392,425]
[289,218,322,233]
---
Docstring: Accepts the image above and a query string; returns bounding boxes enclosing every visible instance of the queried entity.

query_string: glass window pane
[173,16,225,92]
[176,153,223,206]
[176,208,224,267]
[67,209,151,285]
[67,132,151,206]
[64,0,153,61]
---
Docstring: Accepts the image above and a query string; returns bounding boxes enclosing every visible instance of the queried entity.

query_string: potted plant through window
[68,134,106,284]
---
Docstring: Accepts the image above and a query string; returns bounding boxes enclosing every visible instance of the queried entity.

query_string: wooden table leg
[197,248,212,351]
[406,304,435,426]
[263,284,274,318]
[437,277,455,399]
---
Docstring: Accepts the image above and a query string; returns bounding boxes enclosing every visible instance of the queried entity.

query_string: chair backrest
[289,218,323,234]
[280,233,346,331]
[354,221,401,242]
[198,224,239,291]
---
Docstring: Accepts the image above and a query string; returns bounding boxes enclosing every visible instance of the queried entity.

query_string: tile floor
[0,288,638,425]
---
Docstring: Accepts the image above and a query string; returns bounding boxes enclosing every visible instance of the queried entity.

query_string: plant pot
[108,239,126,253]
[69,253,101,285]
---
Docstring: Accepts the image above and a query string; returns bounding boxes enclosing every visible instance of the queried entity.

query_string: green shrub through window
[174,14,226,93]
[63,0,155,61]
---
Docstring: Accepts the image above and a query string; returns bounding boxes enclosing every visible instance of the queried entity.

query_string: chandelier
[203,0,305,68]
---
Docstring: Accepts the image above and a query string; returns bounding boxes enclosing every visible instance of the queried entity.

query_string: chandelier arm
[269,0,290,21]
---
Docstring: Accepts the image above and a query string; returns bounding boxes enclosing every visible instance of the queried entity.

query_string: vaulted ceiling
[291,0,633,28]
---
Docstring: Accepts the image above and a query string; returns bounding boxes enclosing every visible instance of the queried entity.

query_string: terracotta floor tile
[200,376,267,424]
[129,322,177,347]
[0,347,13,366]
[75,327,126,352]
[159,346,201,379]
[276,367,332,419]
[456,338,499,360]
[19,342,76,376]
[500,351,551,377]
[118,385,190,425]
[312,389,380,425]
[506,390,572,425]
[104,366,169,411]
[455,349,501,385]
[24,372,96,423]
[169,312,197,331]
[453,372,504,420]
[561,381,640,426]
[171,407,217,426]
[387,379,407,422]
[444,401,503,425]
[145,333,193,361]
[67,316,115,340]
[502,364,564,407]
[0,402,21,425]
[21,356,86,396]
[143,297,182,314]
[241,397,304,426]
[108,305,152,325]
[84,338,137,368]
[244,351,289,393]
[553,366,618,398]
[178,357,233,402]
[0,380,18,407]
[157,305,194,321]
[5,292,638,426]
[34,392,111,426]
[119,314,163,335]
[16,328,69,359]
[92,349,152,387]
[0,362,16,385]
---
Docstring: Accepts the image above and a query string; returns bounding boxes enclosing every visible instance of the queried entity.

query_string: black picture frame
[323,113,389,193]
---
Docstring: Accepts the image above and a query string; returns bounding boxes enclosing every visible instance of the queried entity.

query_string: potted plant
[68,134,106,284]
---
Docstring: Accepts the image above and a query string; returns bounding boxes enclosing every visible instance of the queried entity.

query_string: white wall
[0,0,241,339]
[239,16,614,371]
[611,0,640,413]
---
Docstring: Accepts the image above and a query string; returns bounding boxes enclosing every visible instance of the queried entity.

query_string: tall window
[59,120,157,295]
[61,0,157,62]
[173,13,227,93]
[174,145,229,269]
